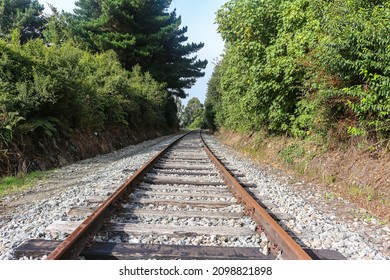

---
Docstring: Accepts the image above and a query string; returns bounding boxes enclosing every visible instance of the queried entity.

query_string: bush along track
[204,0,390,223]
[0,0,208,176]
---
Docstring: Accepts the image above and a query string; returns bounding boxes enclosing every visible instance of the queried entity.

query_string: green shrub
[207,0,390,143]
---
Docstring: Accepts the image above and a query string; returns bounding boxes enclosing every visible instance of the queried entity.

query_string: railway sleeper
[86,197,236,208]
[67,207,292,222]
[13,240,273,260]
[149,169,222,177]
[142,176,225,186]
[129,191,234,199]
[14,239,346,260]
[136,184,230,193]
[67,207,246,219]
[45,220,256,237]
[154,164,215,170]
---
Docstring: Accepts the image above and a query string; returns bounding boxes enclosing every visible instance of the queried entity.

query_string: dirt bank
[215,129,389,222]
[0,124,177,177]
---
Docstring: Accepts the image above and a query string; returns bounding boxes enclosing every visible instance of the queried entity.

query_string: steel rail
[46,130,311,260]
[46,131,191,260]
[200,131,312,260]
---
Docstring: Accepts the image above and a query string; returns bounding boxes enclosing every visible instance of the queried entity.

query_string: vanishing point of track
[15,131,345,260]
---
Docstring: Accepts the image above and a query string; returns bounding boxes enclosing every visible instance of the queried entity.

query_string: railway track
[14,131,345,260]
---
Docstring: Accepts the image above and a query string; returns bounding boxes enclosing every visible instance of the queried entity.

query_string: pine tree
[43,4,72,45]
[72,0,207,98]
[0,0,46,43]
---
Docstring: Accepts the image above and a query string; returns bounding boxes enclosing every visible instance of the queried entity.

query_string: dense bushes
[0,0,209,175]
[206,0,390,143]
[0,35,178,175]
[0,35,170,142]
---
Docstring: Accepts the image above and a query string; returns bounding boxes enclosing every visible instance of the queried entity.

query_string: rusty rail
[47,130,312,260]
[200,131,312,260]
[46,132,190,260]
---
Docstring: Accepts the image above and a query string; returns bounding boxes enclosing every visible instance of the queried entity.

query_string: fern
[0,107,24,147]
[17,117,60,137]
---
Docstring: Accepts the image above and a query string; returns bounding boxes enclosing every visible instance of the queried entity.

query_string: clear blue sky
[40,0,228,105]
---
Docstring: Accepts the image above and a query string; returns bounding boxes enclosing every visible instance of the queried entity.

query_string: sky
[40,0,228,105]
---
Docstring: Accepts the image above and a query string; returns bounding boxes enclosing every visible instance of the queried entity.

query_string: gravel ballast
[0,134,182,260]
[0,132,389,260]
[202,134,389,260]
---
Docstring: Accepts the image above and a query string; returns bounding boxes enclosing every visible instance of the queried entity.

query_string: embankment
[0,125,177,177]
[215,128,390,222]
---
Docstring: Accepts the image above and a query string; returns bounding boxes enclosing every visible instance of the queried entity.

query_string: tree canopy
[71,0,207,98]
[0,0,208,175]
[0,0,46,43]
[206,0,390,142]
[181,97,205,128]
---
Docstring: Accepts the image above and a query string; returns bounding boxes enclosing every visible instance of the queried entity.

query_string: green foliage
[204,62,223,131]
[187,116,204,130]
[128,65,169,127]
[164,96,180,129]
[181,97,205,128]
[315,0,390,137]
[0,0,46,43]
[279,144,305,165]
[0,106,24,148]
[0,34,174,141]
[212,0,309,133]
[207,0,390,143]
[42,4,72,45]
[18,116,60,137]
[174,97,185,123]
[71,0,207,97]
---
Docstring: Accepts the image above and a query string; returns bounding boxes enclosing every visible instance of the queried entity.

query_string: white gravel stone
[2,132,387,260]
[0,134,184,260]
[202,133,390,260]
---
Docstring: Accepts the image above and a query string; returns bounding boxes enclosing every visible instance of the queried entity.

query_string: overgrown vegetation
[206,0,390,145]
[1,36,167,132]
[69,0,207,98]
[205,1,390,221]
[180,97,206,129]
[0,0,46,43]
[0,0,207,177]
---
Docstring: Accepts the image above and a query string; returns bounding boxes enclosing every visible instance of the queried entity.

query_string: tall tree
[204,61,223,131]
[42,4,72,45]
[181,97,204,128]
[71,0,207,98]
[0,0,46,43]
